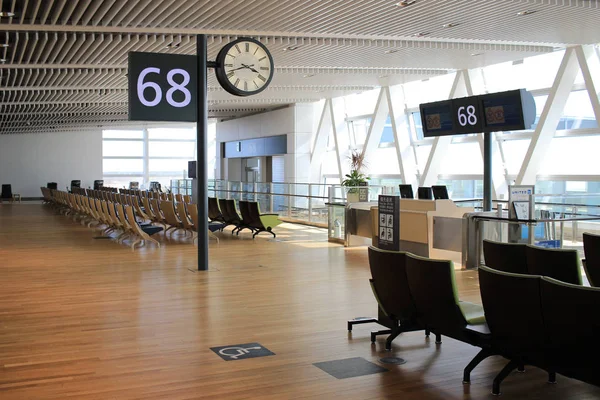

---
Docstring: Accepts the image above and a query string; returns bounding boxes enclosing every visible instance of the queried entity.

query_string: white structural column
[360,88,388,159]
[330,96,350,182]
[517,47,580,185]
[309,99,331,183]
[419,70,471,187]
[575,45,600,124]
[387,85,419,188]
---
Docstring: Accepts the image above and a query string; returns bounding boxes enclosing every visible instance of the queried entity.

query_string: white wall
[0,130,102,198]
[215,104,318,183]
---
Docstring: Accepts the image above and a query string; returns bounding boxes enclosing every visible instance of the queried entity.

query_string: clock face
[215,38,274,97]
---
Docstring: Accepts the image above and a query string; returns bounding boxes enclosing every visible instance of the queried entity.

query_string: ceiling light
[303,74,315,78]
[516,10,536,16]
[0,59,6,63]
[0,12,15,17]
[395,0,416,6]
[0,43,9,48]
[470,53,482,57]
[412,32,430,37]
[384,49,399,54]
[442,23,460,28]
[283,45,300,51]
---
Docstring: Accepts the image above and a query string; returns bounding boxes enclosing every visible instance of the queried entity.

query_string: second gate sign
[128,52,198,122]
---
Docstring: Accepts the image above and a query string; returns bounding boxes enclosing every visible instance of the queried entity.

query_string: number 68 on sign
[128,52,198,122]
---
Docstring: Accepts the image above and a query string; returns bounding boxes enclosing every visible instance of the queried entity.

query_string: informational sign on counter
[378,195,399,251]
[508,185,535,243]
[358,182,369,202]
[508,185,534,219]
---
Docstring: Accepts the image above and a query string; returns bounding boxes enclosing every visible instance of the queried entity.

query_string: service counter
[344,199,473,262]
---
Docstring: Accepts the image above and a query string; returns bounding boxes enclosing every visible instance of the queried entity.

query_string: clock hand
[241,64,259,73]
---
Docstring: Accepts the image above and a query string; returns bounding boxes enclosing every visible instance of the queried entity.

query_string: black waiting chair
[478,266,555,395]
[1,184,14,203]
[208,197,225,223]
[359,247,427,350]
[583,233,600,287]
[218,198,241,230]
[483,240,528,274]
[236,200,256,235]
[247,201,282,238]
[526,245,582,285]
[405,254,493,383]
[540,276,600,387]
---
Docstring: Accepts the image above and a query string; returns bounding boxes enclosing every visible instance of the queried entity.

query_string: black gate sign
[128,52,198,122]
[378,195,399,251]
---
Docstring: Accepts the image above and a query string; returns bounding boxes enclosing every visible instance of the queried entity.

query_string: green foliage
[342,169,370,188]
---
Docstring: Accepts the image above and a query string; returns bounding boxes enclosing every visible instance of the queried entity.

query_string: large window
[102,125,212,190]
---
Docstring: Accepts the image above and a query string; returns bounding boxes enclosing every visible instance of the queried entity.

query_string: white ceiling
[1,0,600,134]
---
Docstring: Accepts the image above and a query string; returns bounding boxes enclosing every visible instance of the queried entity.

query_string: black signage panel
[128,52,198,122]
[378,195,400,251]
[420,89,536,138]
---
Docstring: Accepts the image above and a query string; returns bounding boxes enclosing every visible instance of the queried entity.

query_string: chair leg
[435,333,442,344]
[425,329,430,337]
[385,328,402,350]
[463,349,493,384]
[548,371,557,384]
[347,318,378,331]
[492,359,520,395]
[371,329,392,343]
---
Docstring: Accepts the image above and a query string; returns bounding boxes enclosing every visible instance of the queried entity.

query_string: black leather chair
[526,245,582,285]
[541,276,600,387]
[362,247,426,350]
[483,240,528,274]
[236,200,256,235]
[247,201,281,238]
[405,254,492,383]
[478,266,555,395]
[218,198,241,230]
[583,232,600,287]
[0,184,13,203]
[208,197,225,223]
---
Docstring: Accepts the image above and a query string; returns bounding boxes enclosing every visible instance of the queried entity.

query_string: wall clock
[214,37,274,97]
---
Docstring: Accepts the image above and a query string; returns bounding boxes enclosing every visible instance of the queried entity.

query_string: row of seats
[44,188,164,249]
[483,239,583,285]
[41,188,220,247]
[359,246,600,395]
[208,197,282,238]
[73,186,193,204]
[480,266,600,394]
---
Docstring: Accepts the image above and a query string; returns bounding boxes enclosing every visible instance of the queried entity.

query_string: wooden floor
[1,204,598,400]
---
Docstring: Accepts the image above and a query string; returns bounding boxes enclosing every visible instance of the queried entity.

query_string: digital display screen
[420,100,454,137]
[481,90,524,130]
[419,89,535,137]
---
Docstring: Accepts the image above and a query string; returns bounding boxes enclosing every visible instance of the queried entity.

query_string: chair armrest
[458,301,486,325]
[259,215,282,228]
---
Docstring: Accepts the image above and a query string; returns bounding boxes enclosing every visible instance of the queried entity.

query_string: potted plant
[342,150,369,203]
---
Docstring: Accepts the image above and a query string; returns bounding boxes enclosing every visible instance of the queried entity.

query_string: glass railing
[463,194,600,269]
[207,179,394,225]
